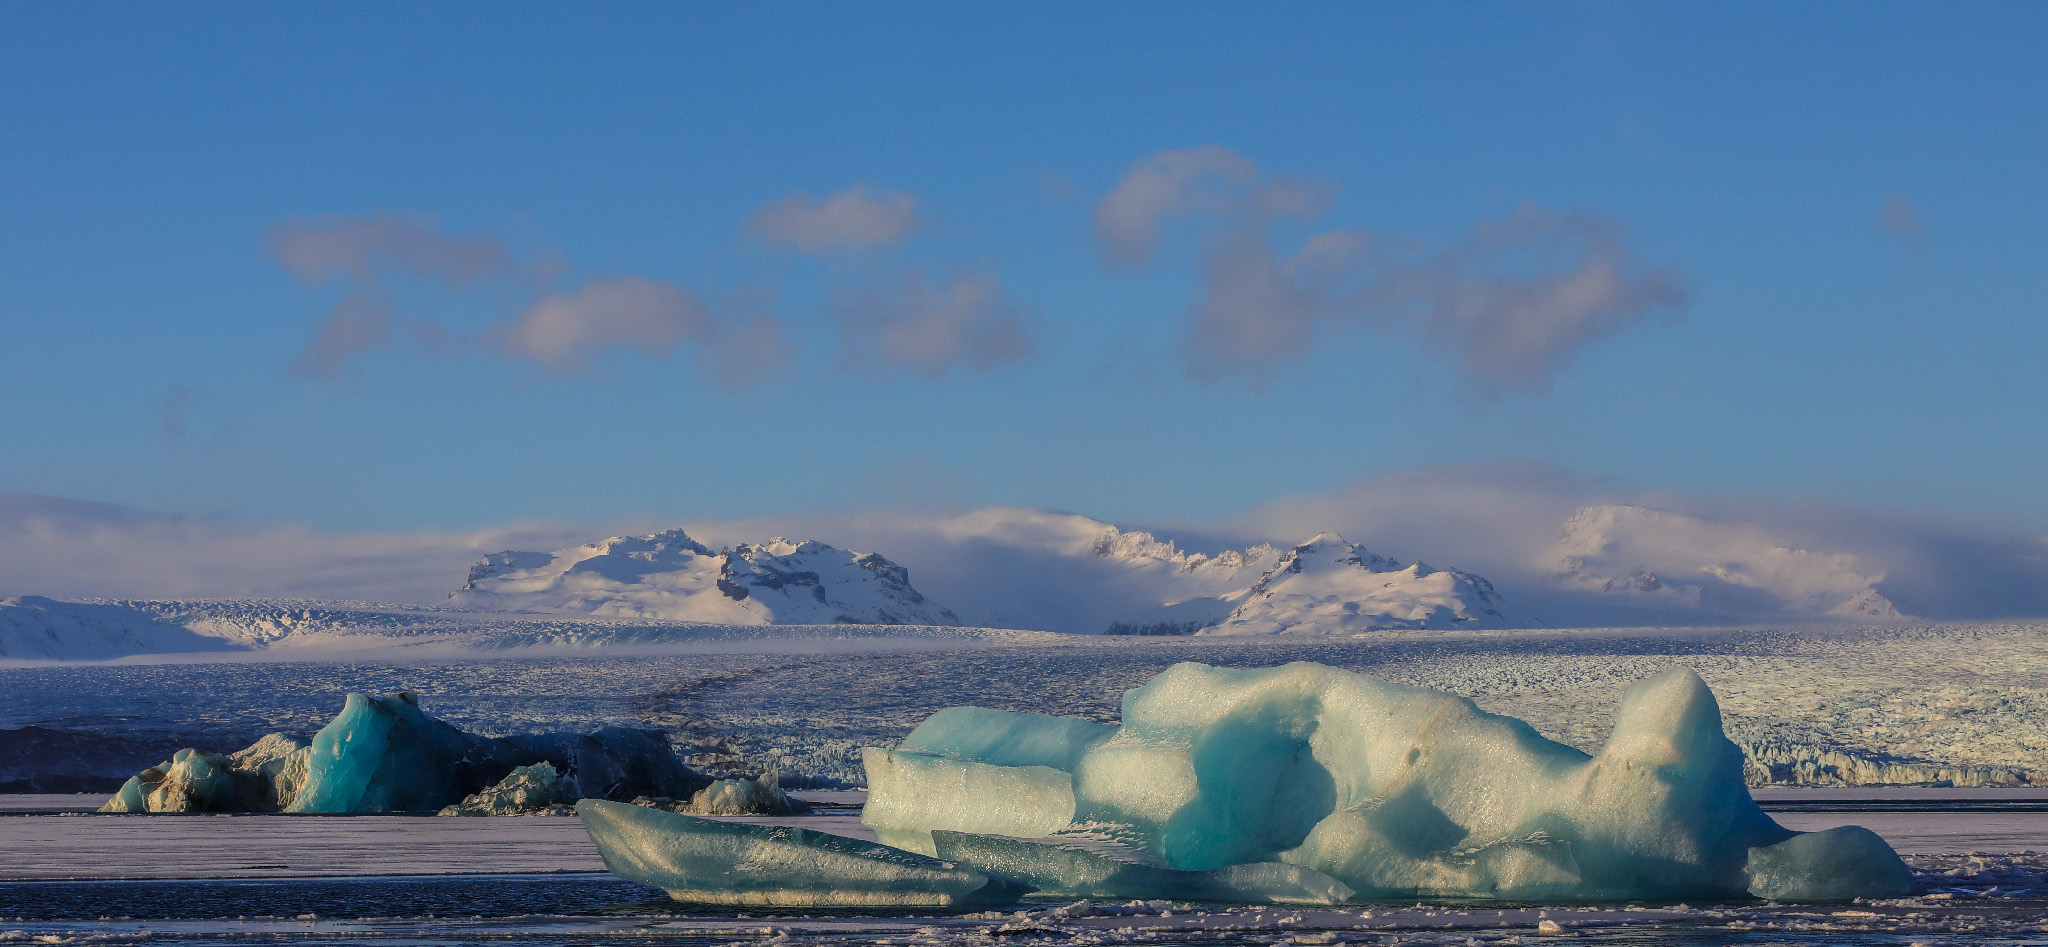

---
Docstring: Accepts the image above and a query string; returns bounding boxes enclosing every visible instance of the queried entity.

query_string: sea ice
[860,661,1914,901]
[576,799,1029,906]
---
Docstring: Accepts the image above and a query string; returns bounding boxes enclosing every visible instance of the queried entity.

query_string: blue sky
[2,3,2044,539]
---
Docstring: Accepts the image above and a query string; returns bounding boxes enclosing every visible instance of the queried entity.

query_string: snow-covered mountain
[1545,505,1907,622]
[1204,533,1533,635]
[826,508,1524,636]
[867,507,1283,634]
[446,529,959,626]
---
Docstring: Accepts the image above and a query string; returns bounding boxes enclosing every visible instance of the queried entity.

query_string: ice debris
[103,690,707,813]
[577,799,1028,906]
[437,762,580,816]
[622,773,812,817]
[575,662,1911,905]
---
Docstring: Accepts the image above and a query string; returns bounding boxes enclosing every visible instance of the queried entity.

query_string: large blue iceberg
[103,691,707,814]
[580,662,1912,905]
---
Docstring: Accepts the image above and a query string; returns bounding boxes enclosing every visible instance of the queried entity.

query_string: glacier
[103,690,709,814]
[576,660,1910,905]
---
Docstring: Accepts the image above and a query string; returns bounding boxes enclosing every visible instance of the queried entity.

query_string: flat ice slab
[576,799,1027,907]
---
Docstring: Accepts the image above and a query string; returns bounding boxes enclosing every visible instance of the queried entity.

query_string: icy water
[6,796,2048,946]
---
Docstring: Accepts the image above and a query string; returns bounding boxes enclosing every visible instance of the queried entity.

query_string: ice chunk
[499,726,706,802]
[861,747,1076,854]
[283,693,705,813]
[1745,826,1915,900]
[898,707,1115,771]
[288,692,482,813]
[861,661,1913,902]
[98,748,269,813]
[685,772,809,815]
[930,830,1352,904]
[576,799,1029,907]
[102,692,707,815]
[438,762,580,816]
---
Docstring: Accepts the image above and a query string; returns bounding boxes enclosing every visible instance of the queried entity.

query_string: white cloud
[1093,145,1260,266]
[1547,504,1896,618]
[1097,149,1687,393]
[271,214,796,382]
[749,186,919,253]
[1879,195,1922,238]
[269,214,517,377]
[1366,204,1690,395]
[831,271,1035,377]
[501,277,798,379]
[267,213,513,286]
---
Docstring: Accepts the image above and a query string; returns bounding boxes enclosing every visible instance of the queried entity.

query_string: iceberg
[576,799,1029,907]
[860,662,1914,901]
[102,691,707,814]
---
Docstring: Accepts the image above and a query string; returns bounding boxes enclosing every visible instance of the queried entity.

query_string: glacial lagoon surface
[6,791,2048,946]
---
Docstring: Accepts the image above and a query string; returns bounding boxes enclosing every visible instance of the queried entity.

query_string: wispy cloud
[1879,194,1924,256]
[269,213,517,378]
[502,276,798,382]
[271,214,797,381]
[1364,204,1690,395]
[1098,148,1688,393]
[1093,145,1261,266]
[1879,195,1922,238]
[269,213,514,286]
[831,271,1035,377]
[749,186,919,253]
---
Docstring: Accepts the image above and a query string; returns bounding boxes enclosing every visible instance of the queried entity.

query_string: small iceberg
[103,691,708,814]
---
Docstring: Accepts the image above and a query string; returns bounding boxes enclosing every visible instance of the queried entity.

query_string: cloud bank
[9,469,2046,627]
